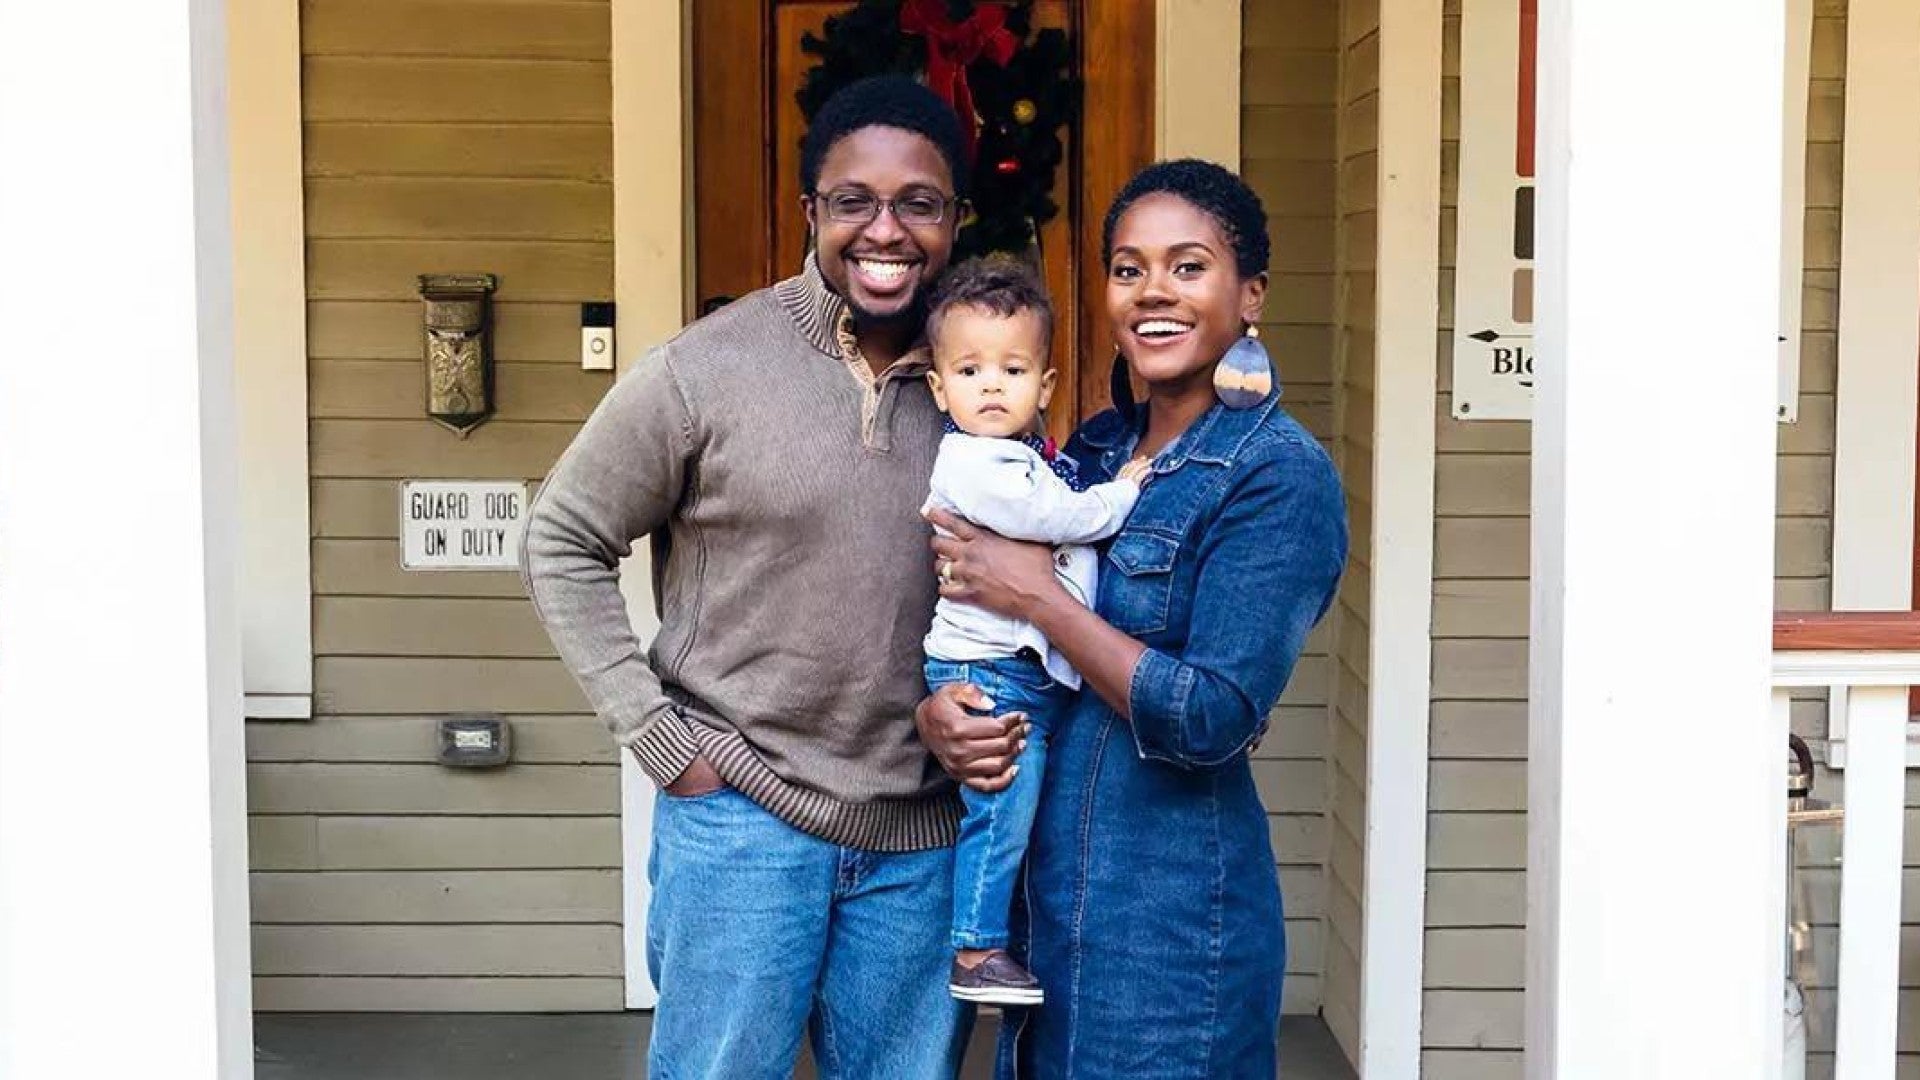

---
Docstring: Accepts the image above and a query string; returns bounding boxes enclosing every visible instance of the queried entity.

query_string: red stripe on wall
[1517,0,1537,178]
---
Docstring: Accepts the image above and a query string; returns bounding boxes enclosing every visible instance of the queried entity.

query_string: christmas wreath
[798,0,1075,259]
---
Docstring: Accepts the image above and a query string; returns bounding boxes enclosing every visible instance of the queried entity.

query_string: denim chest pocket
[1102,530,1181,636]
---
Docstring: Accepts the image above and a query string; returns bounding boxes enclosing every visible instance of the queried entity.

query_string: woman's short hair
[1101,159,1270,279]
[925,254,1054,354]
[800,75,970,199]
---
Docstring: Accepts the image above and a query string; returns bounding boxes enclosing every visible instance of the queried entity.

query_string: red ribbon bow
[900,0,1017,164]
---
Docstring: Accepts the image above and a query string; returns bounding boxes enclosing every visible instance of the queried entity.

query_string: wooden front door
[691,0,1155,446]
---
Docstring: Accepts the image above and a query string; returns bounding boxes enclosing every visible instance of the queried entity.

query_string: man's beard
[846,293,929,332]
[814,242,932,333]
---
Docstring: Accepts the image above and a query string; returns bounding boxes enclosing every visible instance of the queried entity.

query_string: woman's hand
[915,682,1030,793]
[927,507,1063,620]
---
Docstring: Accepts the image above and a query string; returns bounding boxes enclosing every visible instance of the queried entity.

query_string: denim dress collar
[1078,382,1283,481]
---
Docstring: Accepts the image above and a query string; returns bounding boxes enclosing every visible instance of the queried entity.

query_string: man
[523,76,1000,1078]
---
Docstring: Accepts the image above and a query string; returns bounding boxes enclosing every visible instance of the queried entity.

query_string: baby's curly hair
[925,254,1054,358]
[1101,159,1271,278]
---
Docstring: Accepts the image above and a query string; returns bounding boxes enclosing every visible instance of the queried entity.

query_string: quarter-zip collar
[772,253,933,450]
[773,253,931,382]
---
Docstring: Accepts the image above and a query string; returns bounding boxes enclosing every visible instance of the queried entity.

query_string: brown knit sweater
[522,259,960,851]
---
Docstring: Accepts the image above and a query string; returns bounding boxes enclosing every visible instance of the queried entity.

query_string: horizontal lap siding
[1423,2,1845,1072]
[1315,0,1380,1063]
[1419,0,1536,1063]
[1245,0,1345,1018]
[250,0,616,1013]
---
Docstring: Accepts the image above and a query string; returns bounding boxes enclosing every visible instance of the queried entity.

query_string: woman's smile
[1127,316,1198,349]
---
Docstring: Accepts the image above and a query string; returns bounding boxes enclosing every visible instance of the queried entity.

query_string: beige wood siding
[1321,0,1380,1060]
[249,0,616,1013]
[1245,0,1344,1017]
[1423,2,1843,1074]
[1422,0,1547,1055]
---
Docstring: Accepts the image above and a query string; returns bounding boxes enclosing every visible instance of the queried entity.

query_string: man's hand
[649,751,726,798]
[915,682,1029,794]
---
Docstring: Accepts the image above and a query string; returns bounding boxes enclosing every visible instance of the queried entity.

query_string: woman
[918,159,1347,1077]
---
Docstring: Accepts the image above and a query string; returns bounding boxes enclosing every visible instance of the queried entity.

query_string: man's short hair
[801,75,970,199]
[925,254,1054,358]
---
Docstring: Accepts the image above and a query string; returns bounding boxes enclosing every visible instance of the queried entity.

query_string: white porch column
[0,0,251,1077]
[1527,1,1785,1078]
[1831,0,1920,612]
[611,0,686,1010]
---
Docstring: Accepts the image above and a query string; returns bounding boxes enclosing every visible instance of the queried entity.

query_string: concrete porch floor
[255,1012,1357,1079]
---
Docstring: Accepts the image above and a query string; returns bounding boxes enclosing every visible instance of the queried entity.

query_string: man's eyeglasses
[814,189,958,228]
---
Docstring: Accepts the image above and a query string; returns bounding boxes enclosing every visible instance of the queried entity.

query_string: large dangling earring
[1215,324,1274,410]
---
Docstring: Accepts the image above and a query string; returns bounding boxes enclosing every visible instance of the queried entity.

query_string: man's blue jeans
[925,655,1072,952]
[646,786,972,1079]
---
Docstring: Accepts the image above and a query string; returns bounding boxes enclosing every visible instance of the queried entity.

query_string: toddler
[921,255,1148,1006]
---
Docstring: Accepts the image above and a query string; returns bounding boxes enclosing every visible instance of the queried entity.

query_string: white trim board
[611,0,690,1011]
[1360,0,1443,1073]
[1776,0,1815,423]
[244,693,313,720]
[1825,0,1920,768]
[230,0,312,720]
[1830,0,1920,609]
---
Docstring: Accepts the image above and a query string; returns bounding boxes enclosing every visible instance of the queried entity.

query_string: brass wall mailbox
[419,273,498,436]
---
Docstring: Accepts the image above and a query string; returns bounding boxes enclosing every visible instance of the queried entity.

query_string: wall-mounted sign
[1452,0,1813,421]
[400,480,527,571]
[1452,0,1538,420]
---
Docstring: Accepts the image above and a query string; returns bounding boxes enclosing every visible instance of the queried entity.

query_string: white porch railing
[1774,613,1920,1079]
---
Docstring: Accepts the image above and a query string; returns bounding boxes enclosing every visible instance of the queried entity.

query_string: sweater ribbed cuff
[627,710,702,788]
[690,726,962,852]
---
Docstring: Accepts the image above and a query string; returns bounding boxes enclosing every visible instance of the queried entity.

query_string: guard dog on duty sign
[401,480,527,571]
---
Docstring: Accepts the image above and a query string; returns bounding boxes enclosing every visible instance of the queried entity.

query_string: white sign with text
[1451,0,1812,421]
[400,480,528,571]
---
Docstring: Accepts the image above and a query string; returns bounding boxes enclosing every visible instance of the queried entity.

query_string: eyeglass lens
[820,190,949,226]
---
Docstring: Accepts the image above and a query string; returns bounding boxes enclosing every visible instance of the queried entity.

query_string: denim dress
[996,393,1347,1078]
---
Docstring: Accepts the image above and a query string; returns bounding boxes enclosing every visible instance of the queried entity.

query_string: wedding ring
[939,560,955,585]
